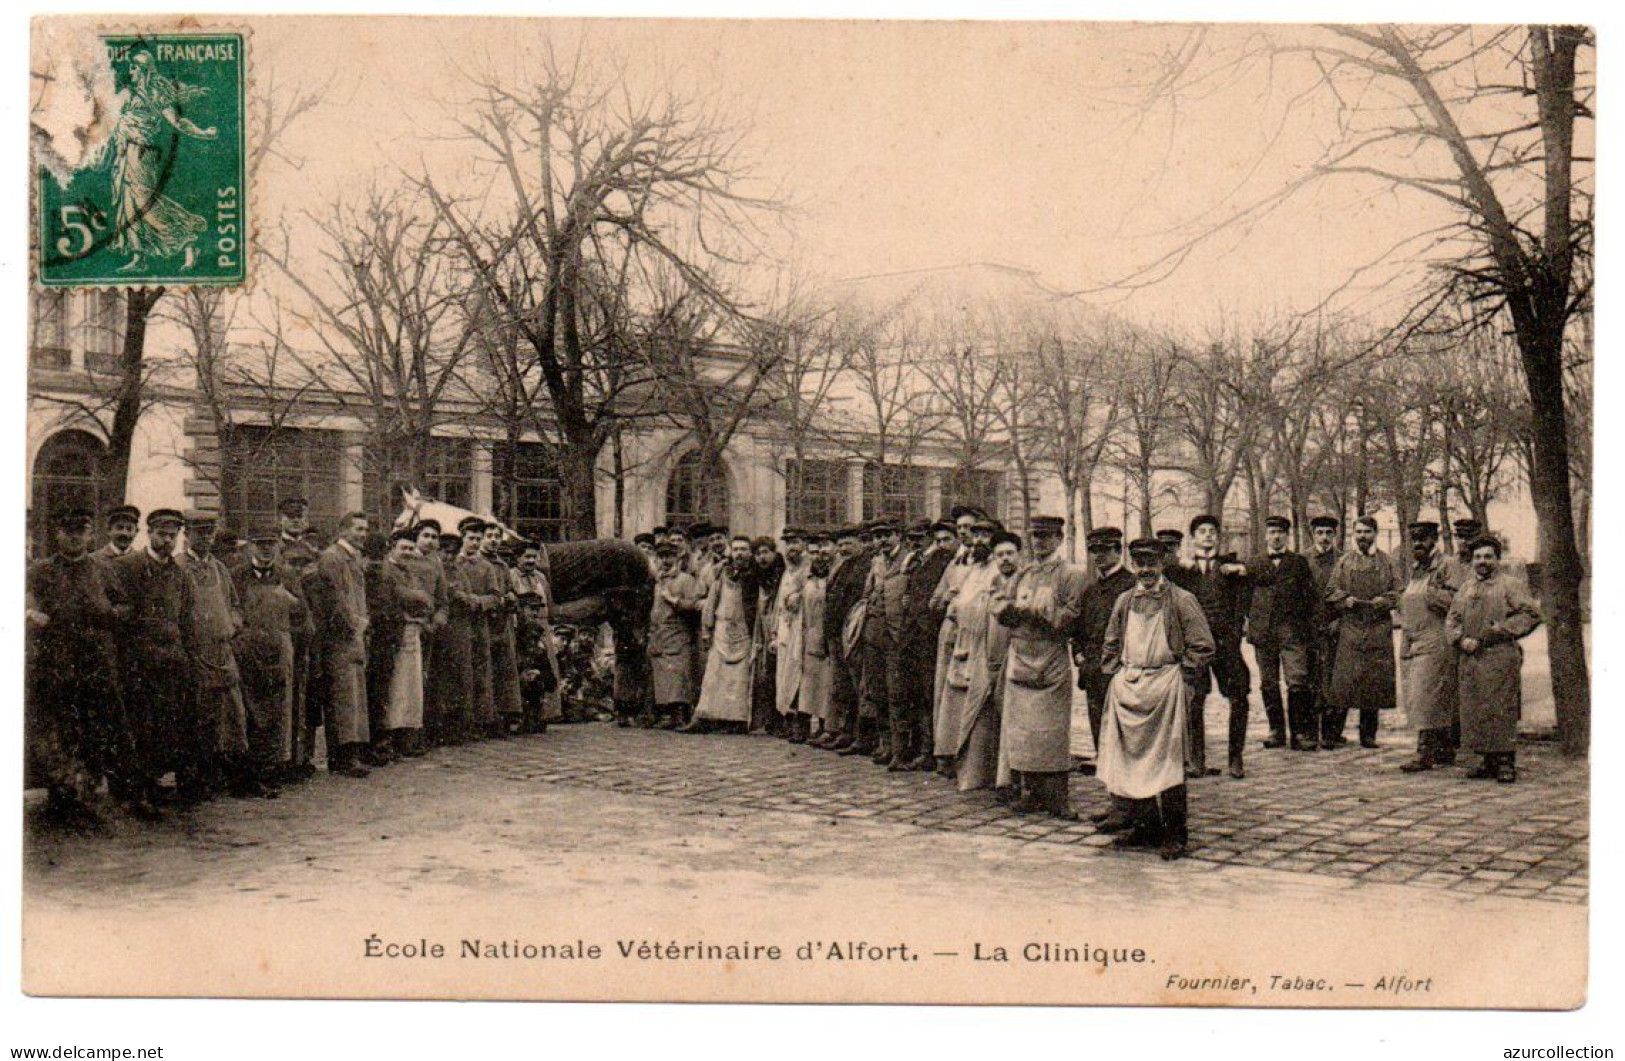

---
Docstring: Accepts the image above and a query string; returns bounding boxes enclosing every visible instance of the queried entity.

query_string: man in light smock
[954,526,1016,793]
[991,514,1087,820]
[1098,537,1214,861]
[1398,522,1459,773]
[685,535,756,733]
[1446,536,1542,784]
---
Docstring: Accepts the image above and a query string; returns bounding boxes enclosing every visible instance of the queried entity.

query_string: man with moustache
[1398,522,1460,773]
[685,535,758,734]
[1068,527,1135,784]
[455,517,503,740]
[1326,515,1401,749]
[949,522,1012,792]
[1243,515,1321,751]
[649,540,707,729]
[1446,536,1542,784]
[92,504,141,568]
[510,540,562,731]
[864,519,909,766]
[1180,514,1251,779]
[307,511,374,777]
[930,508,985,772]
[480,523,525,735]
[179,512,259,800]
[797,533,837,741]
[749,536,787,734]
[773,528,812,741]
[26,508,152,823]
[814,525,871,752]
[1098,537,1215,861]
[1306,515,1347,747]
[106,509,198,800]
[992,515,1087,820]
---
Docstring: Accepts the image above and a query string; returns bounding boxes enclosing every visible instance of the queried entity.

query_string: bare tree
[1107,333,1180,538]
[416,49,776,537]
[264,184,476,522]
[1020,321,1121,558]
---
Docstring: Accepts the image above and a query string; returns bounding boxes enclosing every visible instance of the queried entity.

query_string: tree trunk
[612,426,626,539]
[103,288,164,503]
[1520,329,1589,755]
[561,440,599,540]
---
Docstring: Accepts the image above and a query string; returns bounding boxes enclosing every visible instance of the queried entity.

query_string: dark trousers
[1124,784,1189,843]
[828,644,862,736]
[1082,672,1110,752]
[1254,639,1312,738]
[1312,634,1347,742]
[1194,637,1251,769]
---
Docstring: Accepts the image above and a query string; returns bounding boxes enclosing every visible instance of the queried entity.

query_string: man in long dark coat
[1326,514,1401,749]
[430,529,479,744]
[180,512,259,799]
[1244,515,1321,750]
[455,517,502,738]
[1306,515,1346,746]
[1446,536,1542,784]
[903,520,956,772]
[27,507,154,822]
[817,526,870,753]
[106,508,196,802]
[482,523,525,734]
[1069,527,1135,784]
[307,511,373,777]
[232,526,310,792]
[1180,514,1252,778]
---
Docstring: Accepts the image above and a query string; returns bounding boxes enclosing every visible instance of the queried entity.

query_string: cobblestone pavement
[26,697,1587,910]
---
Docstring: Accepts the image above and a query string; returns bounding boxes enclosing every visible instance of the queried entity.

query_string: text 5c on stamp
[36,31,246,288]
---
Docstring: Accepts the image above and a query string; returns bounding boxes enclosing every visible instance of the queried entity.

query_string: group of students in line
[24,498,576,827]
[626,508,1543,860]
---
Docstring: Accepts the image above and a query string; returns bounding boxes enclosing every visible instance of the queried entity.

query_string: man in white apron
[1098,538,1216,861]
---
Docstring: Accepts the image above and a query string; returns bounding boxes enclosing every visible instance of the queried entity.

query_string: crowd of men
[27,494,1543,863]
[25,498,573,826]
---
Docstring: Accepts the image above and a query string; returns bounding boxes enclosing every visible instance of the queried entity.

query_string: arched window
[32,430,112,551]
[666,449,729,531]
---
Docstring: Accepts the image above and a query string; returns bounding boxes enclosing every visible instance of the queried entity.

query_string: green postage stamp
[35,31,246,287]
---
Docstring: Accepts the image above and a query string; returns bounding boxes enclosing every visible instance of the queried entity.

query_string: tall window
[942,466,1004,520]
[223,426,345,536]
[492,442,572,543]
[82,291,123,374]
[785,458,849,529]
[666,449,729,531]
[31,430,111,552]
[862,462,930,524]
[364,436,473,524]
[31,291,70,370]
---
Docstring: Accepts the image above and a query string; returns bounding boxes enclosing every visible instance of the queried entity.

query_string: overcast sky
[234,19,1505,331]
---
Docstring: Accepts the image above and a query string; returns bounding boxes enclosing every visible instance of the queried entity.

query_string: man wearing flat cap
[93,504,142,569]
[1446,536,1542,783]
[1243,515,1322,751]
[773,528,811,740]
[818,525,873,753]
[1098,537,1214,860]
[992,515,1087,818]
[905,518,957,773]
[27,507,151,822]
[865,519,916,767]
[649,540,707,729]
[1326,515,1401,748]
[106,509,198,803]
[1068,527,1136,785]
[179,512,259,800]
[1397,522,1458,773]
[930,511,987,764]
[277,497,319,567]
[1423,515,1487,761]
[1306,515,1346,747]
[233,526,310,790]
[951,523,1014,792]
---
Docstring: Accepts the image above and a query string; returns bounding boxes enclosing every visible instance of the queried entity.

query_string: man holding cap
[992,515,1087,818]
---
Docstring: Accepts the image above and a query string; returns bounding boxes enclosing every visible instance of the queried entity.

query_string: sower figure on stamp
[1098,537,1215,862]
[1306,515,1346,747]
[1326,515,1401,749]
[1179,514,1252,779]
[1398,522,1460,773]
[991,514,1087,820]
[1243,515,1321,751]
[1068,527,1134,783]
[1446,536,1542,784]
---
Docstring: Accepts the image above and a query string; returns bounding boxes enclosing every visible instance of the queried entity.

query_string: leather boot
[1186,694,1209,777]
[840,718,875,756]
[1288,689,1319,750]
[1359,708,1381,748]
[1157,785,1189,860]
[1261,686,1287,747]
[1496,751,1517,784]
[1226,702,1248,779]
[1400,729,1438,772]
[1041,772,1079,821]
[1465,755,1497,779]
[884,720,912,770]
[788,714,809,745]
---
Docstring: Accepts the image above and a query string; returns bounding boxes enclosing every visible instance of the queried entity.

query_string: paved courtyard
[26,694,1588,907]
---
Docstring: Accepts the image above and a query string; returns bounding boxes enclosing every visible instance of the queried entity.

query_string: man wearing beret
[1326,515,1401,749]
[992,514,1088,819]
[26,508,152,823]
[106,509,199,802]
[1243,515,1322,751]
[1098,537,1215,860]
